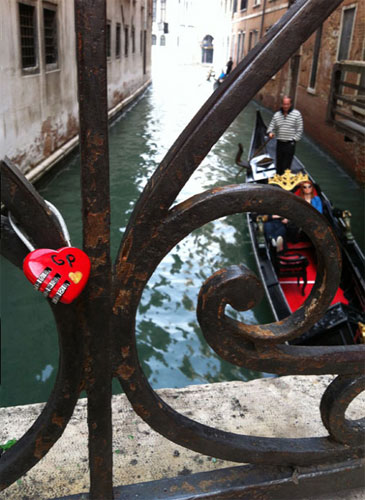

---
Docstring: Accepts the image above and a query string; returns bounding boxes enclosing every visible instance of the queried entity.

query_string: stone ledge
[0,375,363,499]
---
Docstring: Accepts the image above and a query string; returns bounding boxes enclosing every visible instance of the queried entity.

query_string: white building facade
[151,0,232,69]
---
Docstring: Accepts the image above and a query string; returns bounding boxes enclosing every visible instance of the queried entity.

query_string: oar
[250,135,273,161]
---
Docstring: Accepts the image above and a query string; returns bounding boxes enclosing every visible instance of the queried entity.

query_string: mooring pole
[74,1,113,498]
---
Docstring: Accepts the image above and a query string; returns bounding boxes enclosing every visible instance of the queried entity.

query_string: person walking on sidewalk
[267,96,303,175]
[226,57,233,75]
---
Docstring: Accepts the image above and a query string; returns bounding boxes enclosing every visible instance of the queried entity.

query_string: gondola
[237,111,365,346]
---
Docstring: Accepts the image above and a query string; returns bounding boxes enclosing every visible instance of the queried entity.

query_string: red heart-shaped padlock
[23,247,91,304]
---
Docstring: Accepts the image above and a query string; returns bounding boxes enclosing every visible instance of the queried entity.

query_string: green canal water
[1,63,364,407]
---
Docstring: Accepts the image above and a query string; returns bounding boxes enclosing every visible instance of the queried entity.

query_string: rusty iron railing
[1,0,364,498]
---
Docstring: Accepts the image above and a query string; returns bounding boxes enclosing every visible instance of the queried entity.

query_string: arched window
[201,34,214,64]
[152,34,157,45]
[160,35,166,46]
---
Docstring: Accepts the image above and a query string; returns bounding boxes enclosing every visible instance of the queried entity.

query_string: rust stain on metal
[52,414,66,428]
[93,456,104,468]
[116,364,135,380]
[181,481,196,493]
[121,346,130,358]
[113,289,132,312]
[135,272,148,282]
[87,133,104,148]
[134,404,151,419]
[34,437,51,459]
[86,214,109,247]
[199,479,215,491]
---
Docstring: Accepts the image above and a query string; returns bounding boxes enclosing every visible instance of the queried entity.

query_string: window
[233,0,237,13]
[201,35,213,63]
[116,23,121,58]
[248,30,258,51]
[19,3,38,70]
[124,26,129,56]
[253,0,260,6]
[131,26,135,53]
[240,0,247,9]
[43,5,57,67]
[106,22,111,58]
[236,33,241,62]
[236,31,245,61]
[152,34,157,45]
[338,7,356,61]
[160,0,166,22]
[231,33,235,58]
[152,0,156,22]
[160,34,166,46]
[308,26,322,90]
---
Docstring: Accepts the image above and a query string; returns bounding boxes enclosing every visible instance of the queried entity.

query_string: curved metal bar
[0,305,83,490]
[114,345,364,467]
[197,265,364,375]
[320,375,365,445]
[0,160,83,490]
[113,185,365,466]
[0,215,29,268]
[1,159,67,250]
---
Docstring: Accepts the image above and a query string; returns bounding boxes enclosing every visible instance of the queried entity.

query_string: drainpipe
[259,0,267,39]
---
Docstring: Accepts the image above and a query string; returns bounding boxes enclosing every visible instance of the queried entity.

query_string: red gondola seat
[276,252,309,296]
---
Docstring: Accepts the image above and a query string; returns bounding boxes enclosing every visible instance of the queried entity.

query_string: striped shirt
[267,108,303,142]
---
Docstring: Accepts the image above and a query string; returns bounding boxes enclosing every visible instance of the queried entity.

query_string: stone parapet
[0,375,363,499]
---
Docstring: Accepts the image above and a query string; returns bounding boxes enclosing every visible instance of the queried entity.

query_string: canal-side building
[151,0,231,68]
[1,0,152,181]
[230,0,365,183]
[295,1,365,184]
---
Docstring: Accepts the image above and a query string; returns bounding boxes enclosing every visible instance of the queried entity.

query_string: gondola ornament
[268,169,309,190]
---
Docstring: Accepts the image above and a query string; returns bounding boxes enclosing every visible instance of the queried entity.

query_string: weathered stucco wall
[0,0,152,177]
[0,0,79,175]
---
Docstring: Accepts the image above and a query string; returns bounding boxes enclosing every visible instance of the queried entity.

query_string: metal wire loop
[8,200,71,252]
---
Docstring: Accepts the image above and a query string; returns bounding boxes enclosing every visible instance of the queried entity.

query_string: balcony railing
[327,62,365,140]
[1,1,364,499]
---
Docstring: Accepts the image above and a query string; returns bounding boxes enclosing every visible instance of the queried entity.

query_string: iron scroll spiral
[1,0,364,493]
[112,183,365,466]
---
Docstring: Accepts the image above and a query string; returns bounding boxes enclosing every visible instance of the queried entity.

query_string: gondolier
[267,96,303,174]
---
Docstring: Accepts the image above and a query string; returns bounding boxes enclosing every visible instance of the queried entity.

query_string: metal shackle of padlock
[8,201,91,305]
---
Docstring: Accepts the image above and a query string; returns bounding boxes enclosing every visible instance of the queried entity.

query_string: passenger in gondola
[264,181,323,252]
[296,180,323,213]
[267,96,303,175]
[264,215,288,253]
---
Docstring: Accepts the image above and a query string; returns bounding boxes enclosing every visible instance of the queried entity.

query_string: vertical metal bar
[74,1,113,499]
